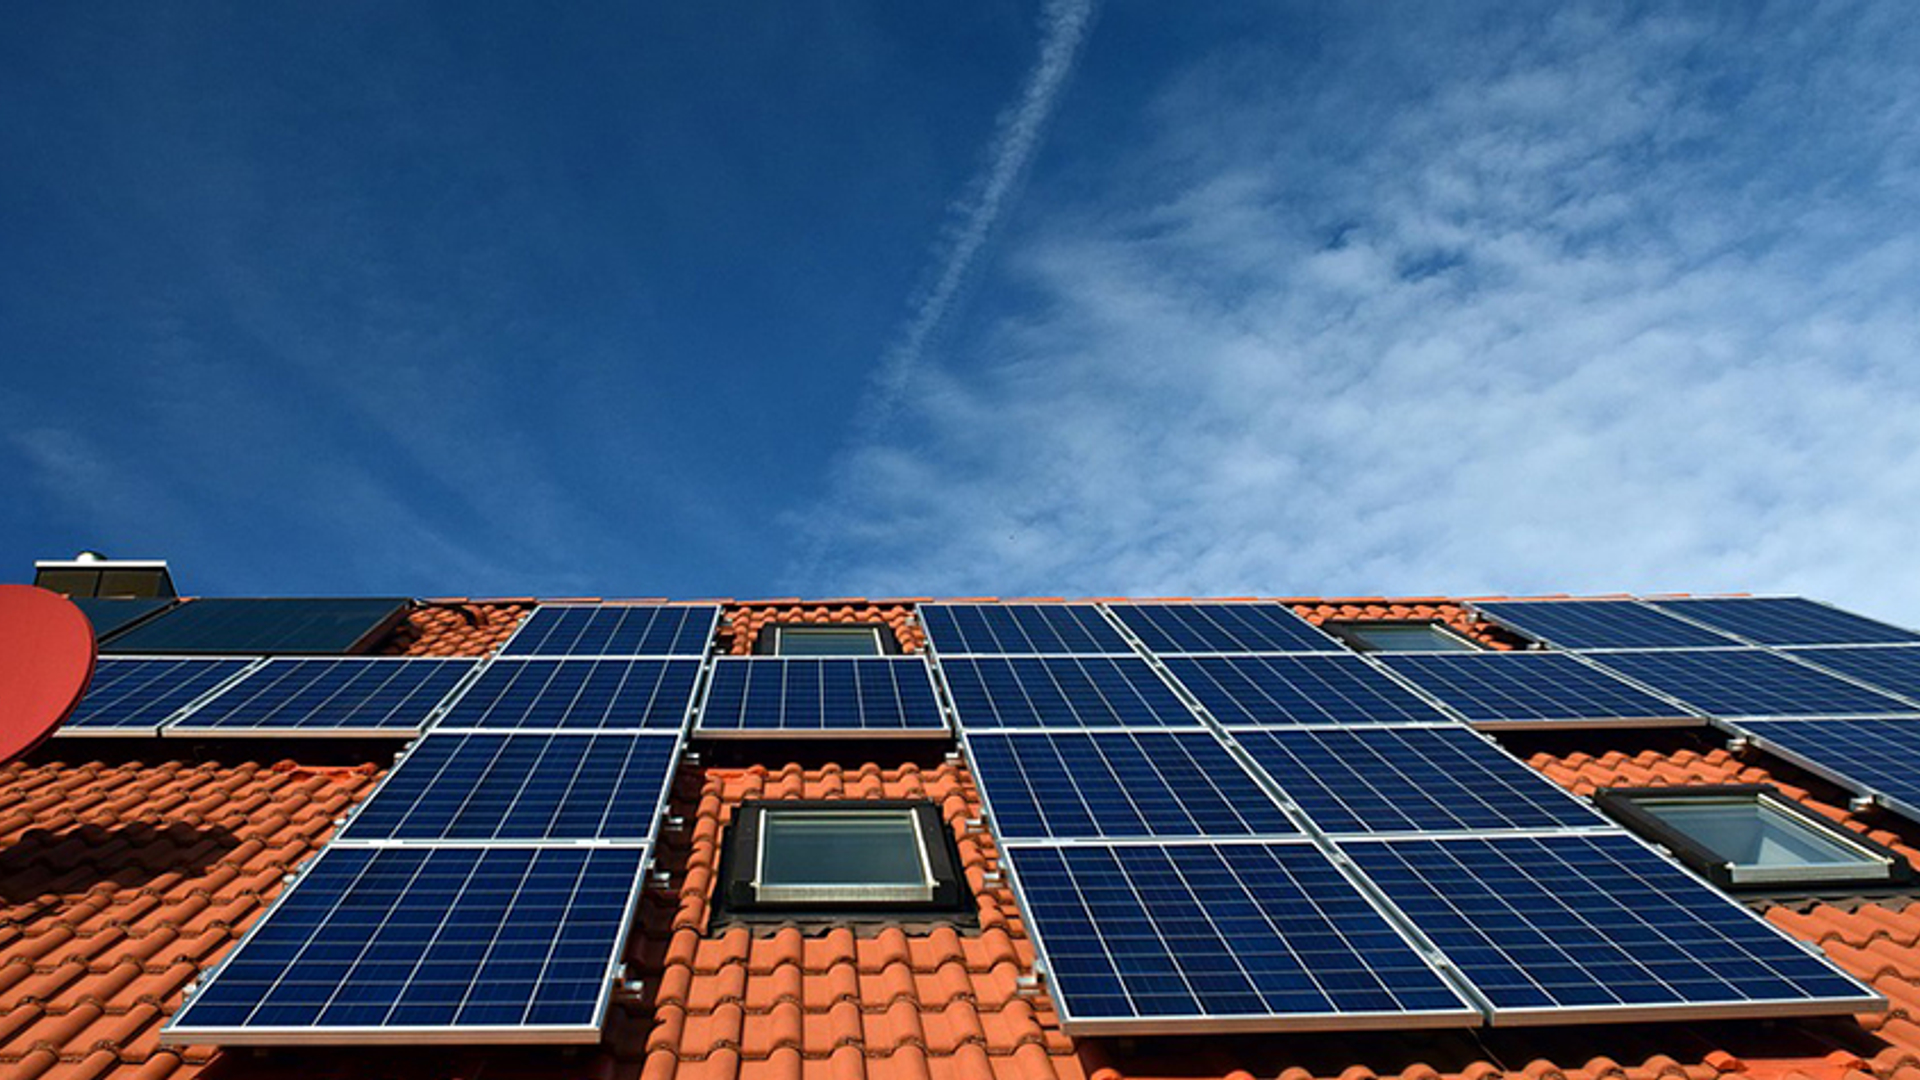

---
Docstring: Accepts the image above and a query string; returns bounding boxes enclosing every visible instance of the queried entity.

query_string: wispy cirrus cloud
[805,4,1920,622]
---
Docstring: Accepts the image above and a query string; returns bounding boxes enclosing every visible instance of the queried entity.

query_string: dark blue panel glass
[1009,842,1471,1025]
[1232,727,1603,835]
[1739,719,1920,813]
[434,659,701,731]
[1379,652,1693,725]
[1651,598,1920,647]
[940,657,1199,729]
[72,597,174,640]
[1585,649,1916,718]
[1345,834,1874,1017]
[340,733,680,842]
[920,604,1130,655]
[64,658,255,732]
[1784,647,1920,705]
[1472,601,1741,650]
[170,658,477,733]
[1161,655,1453,726]
[697,658,946,733]
[1107,603,1340,654]
[168,846,643,1036]
[968,731,1297,840]
[100,598,410,655]
[500,605,717,657]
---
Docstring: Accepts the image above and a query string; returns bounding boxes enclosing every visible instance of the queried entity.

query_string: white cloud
[806,4,1920,624]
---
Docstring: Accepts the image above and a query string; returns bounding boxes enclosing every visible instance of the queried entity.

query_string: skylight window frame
[713,799,972,924]
[756,622,899,656]
[1594,783,1914,890]
[1323,620,1482,654]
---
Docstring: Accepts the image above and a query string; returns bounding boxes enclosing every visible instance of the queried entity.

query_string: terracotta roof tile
[720,604,925,655]
[376,601,528,656]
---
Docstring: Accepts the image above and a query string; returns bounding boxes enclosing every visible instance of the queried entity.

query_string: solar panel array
[434,659,704,731]
[63,657,258,735]
[696,657,946,736]
[1161,654,1454,727]
[940,656,1202,729]
[500,604,718,657]
[101,597,410,655]
[1583,649,1918,719]
[1107,603,1341,654]
[1651,597,1920,647]
[920,603,1132,655]
[72,596,175,640]
[1730,719,1920,820]
[1470,600,1741,650]
[167,658,478,736]
[1378,652,1695,728]
[1781,646,1920,703]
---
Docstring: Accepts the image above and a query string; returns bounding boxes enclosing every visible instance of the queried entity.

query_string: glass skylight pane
[760,810,928,890]
[1636,796,1878,871]
[775,626,885,656]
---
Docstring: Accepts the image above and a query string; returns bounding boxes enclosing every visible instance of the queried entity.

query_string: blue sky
[5,4,1919,621]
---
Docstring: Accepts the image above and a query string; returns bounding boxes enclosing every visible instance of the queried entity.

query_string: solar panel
[1470,600,1740,650]
[71,597,174,640]
[920,603,1131,655]
[433,659,702,732]
[1106,603,1341,654]
[61,657,257,735]
[1652,597,1920,647]
[1344,833,1878,1023]
[339,733,680,842]
[939,656,1201,729]
[164,844,645,1044]
[101,598,410,655]
[1737,719,1920,820]
[1378,652,1695,727]
[1783,646,1920,703]
[1004,841,1478,1033]
[1229,727,1606,835]
[1584,649,1918,718]
[499,604,717,657]
[696,657,947,737]
[1160,655,1454,727]
[166,658,477,736]
[966,731,1298,840]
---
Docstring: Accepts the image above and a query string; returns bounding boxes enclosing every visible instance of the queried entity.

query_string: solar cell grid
[966,731,1297,840]
[1584,649,1918,719]
[63,657,257,733]
[1231,727,1606,835]
[1107,603,1340,654]
[168,658,477,735]
[339,733,680,842]
[101,597,409,655]
[696,657,946,735]
[1471,600,1740,650]
[1345,833,1876,1021]
[1161,654,1453,727]
[433,659,702,732]
[1783,646,1920,704]
[939,656,1201,730]
[1006,841,1475,1032]
[500,605,716,657]
[1651,597,1920,647]
[1737,719,1920,819]
[1378,652,1694,726]
[166,845,644,1041]
[920,603,1131,655]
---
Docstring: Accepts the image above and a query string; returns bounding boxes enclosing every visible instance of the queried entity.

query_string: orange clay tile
[376,601,529,657]
[720,604,925,655]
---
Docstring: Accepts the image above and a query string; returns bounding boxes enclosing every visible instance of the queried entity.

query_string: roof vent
[33,553,176,599]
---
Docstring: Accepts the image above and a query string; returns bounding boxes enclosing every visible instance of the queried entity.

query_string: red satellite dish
[0,585,96,763]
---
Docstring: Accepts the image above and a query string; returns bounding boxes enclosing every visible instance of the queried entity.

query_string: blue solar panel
[1737,719,1920,818]
[1584,649,1918,718]
[1784,646,1920,704]
[101,597,410,655]
[1006,841,1476,1033]
[165,845,644,1042]
[920,604,1131,655]
[1651,597,1920,647]
[1161,655,1454,727]
[1230,727,1605,835]
[433,659,702,731]
[167,658,477,735]
[1378,652,1694,726]
[62,658,256,734]
[339,733,680,842]
[967,731,1297,840]
[1344,833,1876,1022]
[72,597,174,640]
[696,658,946,736]
[940,656,1200,729]
[500,605,717,657]
[1471,600,1740,650]
[1107,603,1340,654]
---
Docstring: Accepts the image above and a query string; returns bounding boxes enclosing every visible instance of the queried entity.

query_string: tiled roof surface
[720,603,926,655]
[376,600,529,656]
[1290,599,1525,650]
[7,596,1920,1080]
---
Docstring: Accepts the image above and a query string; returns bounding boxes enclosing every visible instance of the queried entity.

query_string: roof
[5,594,1920,1080]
